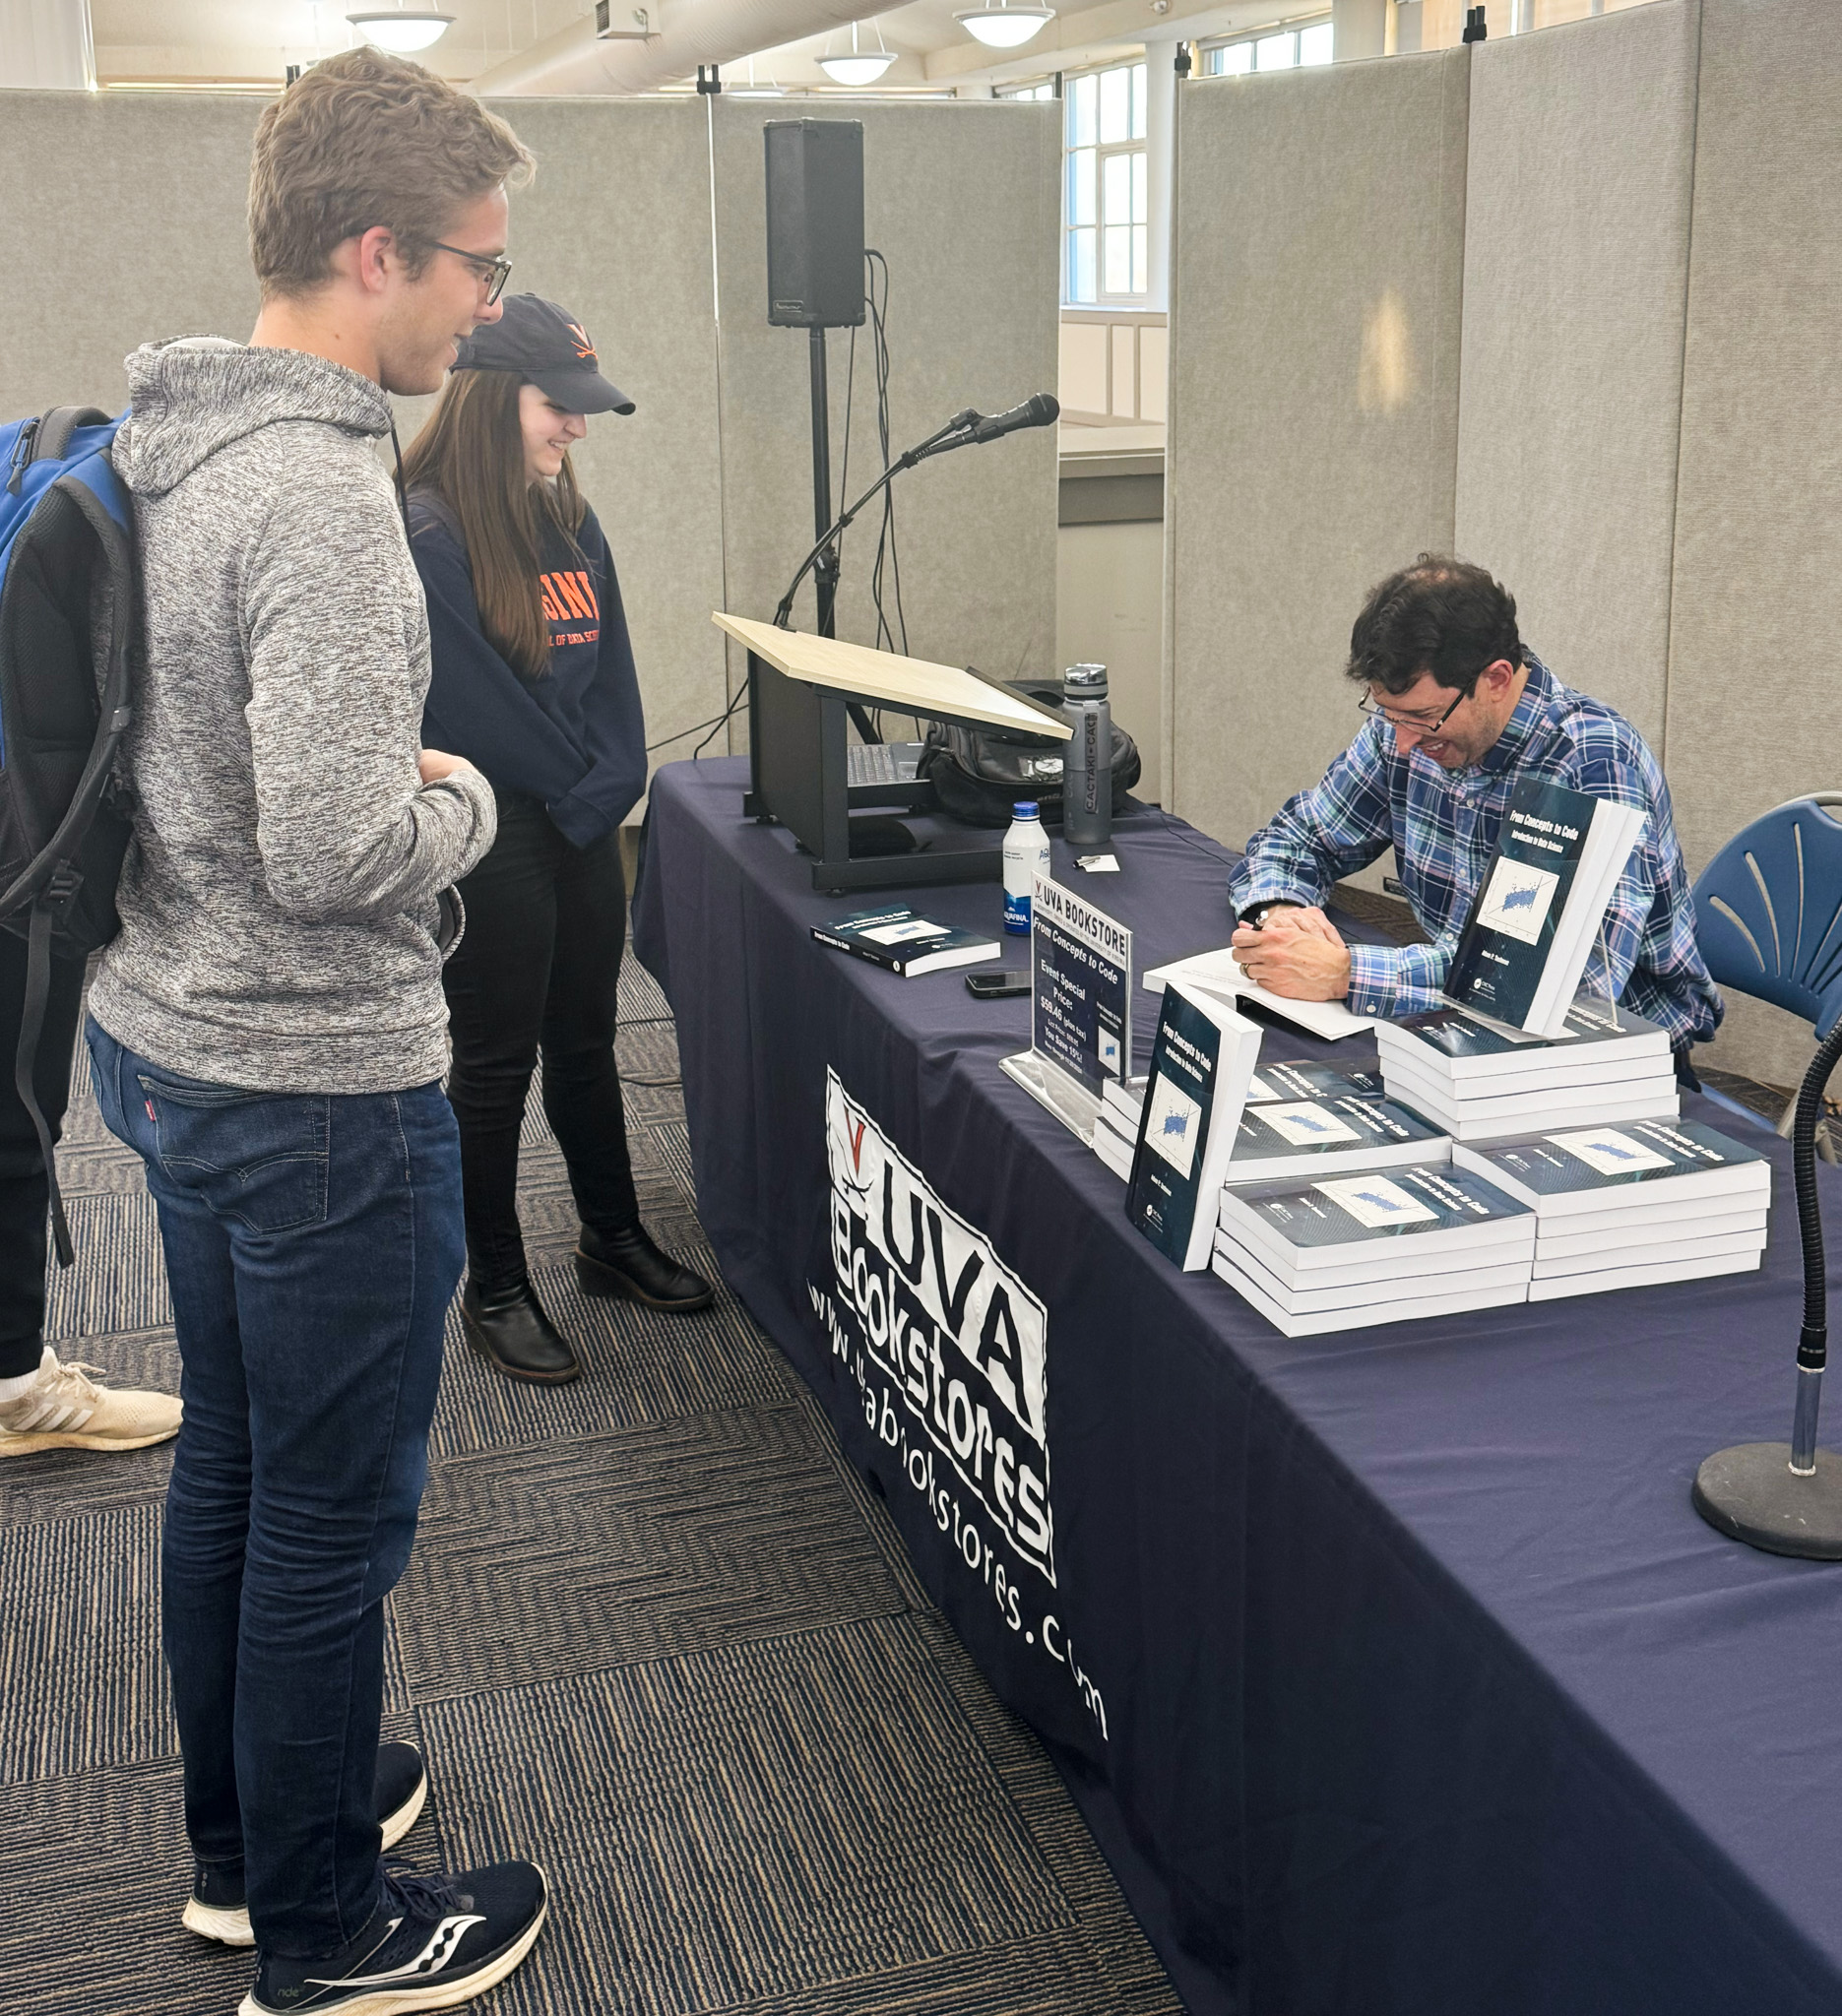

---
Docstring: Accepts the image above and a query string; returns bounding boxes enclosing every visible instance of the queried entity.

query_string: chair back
[1692,795,1842,1039]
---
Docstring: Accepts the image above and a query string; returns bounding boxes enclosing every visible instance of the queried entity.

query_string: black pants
[0,927,86,1379]
[442,795,639,1294]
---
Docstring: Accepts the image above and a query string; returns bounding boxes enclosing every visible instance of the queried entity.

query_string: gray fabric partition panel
[1453,1,1699,748]
[0,92,265,417]
[469,98,728,768]
[1166,50,1470,860]
[1669,0,1842,1088]
[708,97,1061,731]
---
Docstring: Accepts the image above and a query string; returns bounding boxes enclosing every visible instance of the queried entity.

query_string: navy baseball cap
[453,292,636,415]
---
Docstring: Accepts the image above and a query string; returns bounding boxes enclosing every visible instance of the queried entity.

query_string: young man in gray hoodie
[86,47,549,2015]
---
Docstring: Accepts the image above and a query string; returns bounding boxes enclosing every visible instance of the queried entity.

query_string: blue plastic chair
[1691,793,1842,1154]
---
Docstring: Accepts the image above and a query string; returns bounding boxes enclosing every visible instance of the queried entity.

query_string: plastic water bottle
[1003,801,1051,935]
[1061,662,1112,849]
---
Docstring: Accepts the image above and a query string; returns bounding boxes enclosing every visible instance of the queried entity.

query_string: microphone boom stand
[1693,1016,1842,1557]
[775,408,978,634]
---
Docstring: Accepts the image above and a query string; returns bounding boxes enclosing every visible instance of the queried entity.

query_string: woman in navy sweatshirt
[403,293,711,1384]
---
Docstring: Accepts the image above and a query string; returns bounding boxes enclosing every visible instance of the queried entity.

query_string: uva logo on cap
[566,321,597,363]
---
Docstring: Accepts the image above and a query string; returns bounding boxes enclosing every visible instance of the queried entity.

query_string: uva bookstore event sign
[1031,875,1132,1093]
[806,1070,1112,1743]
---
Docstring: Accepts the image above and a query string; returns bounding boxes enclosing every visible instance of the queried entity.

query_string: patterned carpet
[0,954,1182,2016]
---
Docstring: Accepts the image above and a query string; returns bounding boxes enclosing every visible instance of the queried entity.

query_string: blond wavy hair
[248,45,534,300]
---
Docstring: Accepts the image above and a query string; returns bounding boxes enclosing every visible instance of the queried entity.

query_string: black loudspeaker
[764,119,866,329]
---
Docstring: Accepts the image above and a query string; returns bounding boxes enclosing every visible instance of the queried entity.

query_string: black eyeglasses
[430,241,512,305]
[1357,688,1465,735]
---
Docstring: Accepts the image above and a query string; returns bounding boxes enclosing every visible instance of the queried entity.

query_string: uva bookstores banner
[807,1068,1111,1745]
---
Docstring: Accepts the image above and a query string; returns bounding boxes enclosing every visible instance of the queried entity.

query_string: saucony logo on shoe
[304,1913,485,1986]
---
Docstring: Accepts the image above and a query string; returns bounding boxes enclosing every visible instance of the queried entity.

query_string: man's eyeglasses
[1357,688,1465,736]
[430,242,512,305]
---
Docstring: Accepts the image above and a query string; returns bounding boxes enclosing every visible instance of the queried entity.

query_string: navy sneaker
[238,1863,548,2015]
[183,1743,431,1947]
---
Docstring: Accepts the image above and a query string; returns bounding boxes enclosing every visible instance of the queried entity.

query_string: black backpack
[921,677,1141,830]
[0,406,139,1264]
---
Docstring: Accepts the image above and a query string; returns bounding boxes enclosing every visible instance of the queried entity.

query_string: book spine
[809,929,899,974]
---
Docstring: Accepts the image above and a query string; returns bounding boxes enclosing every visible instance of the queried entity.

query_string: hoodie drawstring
[389,416,411,539]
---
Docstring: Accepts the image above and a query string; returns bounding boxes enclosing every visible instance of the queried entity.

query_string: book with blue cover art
[1225,1095,1448,1185]
[1125,979,1262,1270]
[811,905,1000,977]
[1445,777,1646,1038]
[1451,1117,1771,1218]
[1246,1061,1386,1103]
[1218,1162,1536,1273]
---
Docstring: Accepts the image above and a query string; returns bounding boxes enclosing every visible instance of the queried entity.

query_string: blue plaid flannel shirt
[1227,655,1723,1048]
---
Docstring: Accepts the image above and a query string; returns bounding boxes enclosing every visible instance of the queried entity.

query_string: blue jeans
[86,1021,465,1958]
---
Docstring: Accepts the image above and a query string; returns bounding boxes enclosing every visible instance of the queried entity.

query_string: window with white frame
[999,79,1056,100]
[1064,61,1148,304]
[1202,18,1333,75]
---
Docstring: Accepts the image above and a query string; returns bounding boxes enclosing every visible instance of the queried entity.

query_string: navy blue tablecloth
[634,756,1842,2016]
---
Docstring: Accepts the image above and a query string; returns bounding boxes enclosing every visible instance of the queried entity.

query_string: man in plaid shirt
[1227,556,1722,1061]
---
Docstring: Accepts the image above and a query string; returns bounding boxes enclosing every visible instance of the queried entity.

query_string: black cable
[839,310,857,601]
[867,253,909,661]
[649,707,739,754]
[864,250,922,735]
[691,681,749,759]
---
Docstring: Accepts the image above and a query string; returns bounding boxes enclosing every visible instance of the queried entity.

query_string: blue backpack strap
[0,407,132,1266]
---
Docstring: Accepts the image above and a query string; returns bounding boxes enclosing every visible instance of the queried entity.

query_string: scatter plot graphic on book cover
[1258,1102,1363,1148]
[1314,1173,1440,1230]
[1144,1074,1202,1177]
[1476,856,1559,945]
[1544,1128,1676,1176]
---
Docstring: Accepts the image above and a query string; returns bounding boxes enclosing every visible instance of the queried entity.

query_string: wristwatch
[1239,899,1298,929]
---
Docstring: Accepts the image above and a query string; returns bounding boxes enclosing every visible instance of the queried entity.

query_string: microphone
[968,392,1059,445]
[774,393,1059,627]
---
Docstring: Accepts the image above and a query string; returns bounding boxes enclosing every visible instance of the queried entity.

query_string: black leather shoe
[461,1279,581,1384]
[576,1223,715,1312]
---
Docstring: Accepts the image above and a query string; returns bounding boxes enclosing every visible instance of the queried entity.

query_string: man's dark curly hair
[1345,555,1524,698]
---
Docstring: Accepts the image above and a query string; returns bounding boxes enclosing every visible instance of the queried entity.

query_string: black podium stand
[716,614,1069,897]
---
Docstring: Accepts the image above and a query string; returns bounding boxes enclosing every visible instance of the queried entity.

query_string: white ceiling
[91,0,1305,89]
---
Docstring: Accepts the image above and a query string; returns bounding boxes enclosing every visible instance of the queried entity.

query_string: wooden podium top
[714,612,1072,740]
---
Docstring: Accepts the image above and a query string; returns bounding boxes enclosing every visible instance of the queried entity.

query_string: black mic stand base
[1692,1442,1842,1559]
[1692,1015,1842,1560]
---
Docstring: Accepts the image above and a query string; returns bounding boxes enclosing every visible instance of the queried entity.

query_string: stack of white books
[1101,1061,1383,1142]
[1211,1164,1537,1338]
[1452,1117,1771,1299]
[1093,1063,1445,1188]
[1093,1075,1143,1179]
[1373,998,1680,1142]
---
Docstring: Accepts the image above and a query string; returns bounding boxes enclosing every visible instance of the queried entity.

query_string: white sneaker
[0,1348,181,1457]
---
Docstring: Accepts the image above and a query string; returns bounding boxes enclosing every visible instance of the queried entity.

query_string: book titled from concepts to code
[1124,979,1262,1271]
[810,905,1000,977]
[1444,778,1646,1038]
[1221,1162,1536,1262]
[1246,1062,1386,1103]
[1376,998,1671,1079]
[1452,1117,1771,1215]
[1225,1095,1448,1185]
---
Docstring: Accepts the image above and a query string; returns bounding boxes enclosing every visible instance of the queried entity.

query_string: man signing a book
[1226,556,1722,1070]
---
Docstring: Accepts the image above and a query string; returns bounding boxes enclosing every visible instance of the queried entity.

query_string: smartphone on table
[966,969,1030,998]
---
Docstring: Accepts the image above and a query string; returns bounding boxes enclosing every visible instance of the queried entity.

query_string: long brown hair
[402,369,586,680]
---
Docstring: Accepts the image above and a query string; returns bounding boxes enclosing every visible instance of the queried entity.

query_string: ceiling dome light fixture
[346,9,455,52]
[818,19,896,85]
[954,0,1054,47]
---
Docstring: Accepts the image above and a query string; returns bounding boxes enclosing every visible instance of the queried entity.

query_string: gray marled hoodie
[89,338,497,1094]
